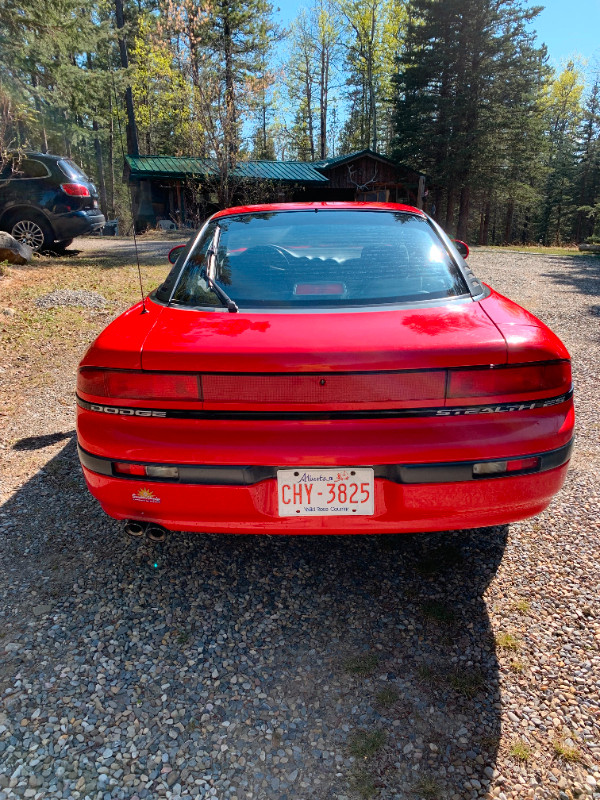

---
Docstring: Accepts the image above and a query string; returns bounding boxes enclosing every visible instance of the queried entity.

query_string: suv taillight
[77,368,201,400]
[61,183,90,197]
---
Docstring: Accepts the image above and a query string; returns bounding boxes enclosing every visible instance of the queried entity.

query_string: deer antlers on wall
[347,164,378,191]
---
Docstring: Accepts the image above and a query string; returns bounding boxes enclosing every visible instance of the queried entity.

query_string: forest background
[0,0,599,245]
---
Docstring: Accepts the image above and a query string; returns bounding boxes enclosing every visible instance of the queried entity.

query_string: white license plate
[277,468,374,516]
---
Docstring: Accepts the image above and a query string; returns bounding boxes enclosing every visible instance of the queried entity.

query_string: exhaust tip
[146,524,167,543]
[124,520,146,539]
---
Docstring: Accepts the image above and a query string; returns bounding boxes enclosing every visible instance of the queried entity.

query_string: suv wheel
[11,216,52,251]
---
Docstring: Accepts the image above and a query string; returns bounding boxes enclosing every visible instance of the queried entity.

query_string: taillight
[473,456,540,477]
[61,183,91,197]
[77,368,201,400]
[113,462,179,479]
[447,361,571,399]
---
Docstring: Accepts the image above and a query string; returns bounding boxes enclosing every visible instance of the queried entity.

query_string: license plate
[277,468,374,516]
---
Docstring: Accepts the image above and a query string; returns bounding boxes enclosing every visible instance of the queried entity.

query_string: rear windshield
[165,210,470,310]
[58,159,89,181]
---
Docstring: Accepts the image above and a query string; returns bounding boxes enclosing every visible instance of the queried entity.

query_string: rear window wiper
[206,225,238,312]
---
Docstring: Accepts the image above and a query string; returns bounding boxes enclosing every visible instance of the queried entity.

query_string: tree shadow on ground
[540,254,600,301]
[0,438,506,800]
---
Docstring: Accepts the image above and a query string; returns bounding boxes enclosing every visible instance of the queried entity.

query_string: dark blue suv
[0,152,105,251]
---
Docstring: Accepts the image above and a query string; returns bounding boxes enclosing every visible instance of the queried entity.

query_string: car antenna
[111,75,148,314]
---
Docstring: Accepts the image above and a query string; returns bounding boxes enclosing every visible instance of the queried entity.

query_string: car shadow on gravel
[1,439,507,800]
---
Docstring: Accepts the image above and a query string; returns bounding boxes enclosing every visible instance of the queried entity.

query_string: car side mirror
[168,244,185,265]
[453,239,469,258]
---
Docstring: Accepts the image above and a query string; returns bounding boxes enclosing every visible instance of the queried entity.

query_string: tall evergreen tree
[392,0,547,239]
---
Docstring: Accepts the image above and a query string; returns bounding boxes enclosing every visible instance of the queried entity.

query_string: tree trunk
[92,120,109,218]
[223,14,237,164]
[319,48,328,159]
[114,0,139,157]
[456,184,470,241]
[304,55,315,160]
[108,92,115,218]
[504,198,514,244]
[432,186,442,223]
[369,5,376,151]
[445,186,455,232]
[481,200,490,245]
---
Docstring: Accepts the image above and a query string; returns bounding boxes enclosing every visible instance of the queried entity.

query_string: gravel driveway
[0,247,598,800]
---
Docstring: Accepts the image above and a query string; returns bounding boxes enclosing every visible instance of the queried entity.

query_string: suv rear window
[166,210,470,310]
[58,159,89,181]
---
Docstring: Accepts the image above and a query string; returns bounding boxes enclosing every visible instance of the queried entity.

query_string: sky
[274,0,599,77]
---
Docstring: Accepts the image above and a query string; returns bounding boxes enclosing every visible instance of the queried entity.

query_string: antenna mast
[111,75,148,314]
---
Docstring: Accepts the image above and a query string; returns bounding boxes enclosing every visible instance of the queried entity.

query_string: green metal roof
[312,148,425,177]
[126,155,328,183]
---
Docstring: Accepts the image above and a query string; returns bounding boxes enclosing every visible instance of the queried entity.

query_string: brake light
[295,283,345,295]
[77,368,201,400]
[447,362,571,399]
[61,183,91,197]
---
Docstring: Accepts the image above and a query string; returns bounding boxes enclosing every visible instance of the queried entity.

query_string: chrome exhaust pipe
[124,520,146,539]
[146,524,167,543]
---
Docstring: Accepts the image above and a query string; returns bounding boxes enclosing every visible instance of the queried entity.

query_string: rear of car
[76,204,574,535]
[0,153,105,250]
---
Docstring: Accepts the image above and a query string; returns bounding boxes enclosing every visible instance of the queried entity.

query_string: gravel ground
[35,291,107,310]
[0,246,599,800]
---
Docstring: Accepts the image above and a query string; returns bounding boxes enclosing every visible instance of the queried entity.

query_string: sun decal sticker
[132,488,161,503]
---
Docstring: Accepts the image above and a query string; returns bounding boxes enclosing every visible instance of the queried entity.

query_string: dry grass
[411,775,443,798]
[0,246,168,410]
[344,652,379,677]
[375,687,399,707]
[509,739,531,761]
[552,739,582,763]
[512,599,531,614]
[348,729,386,759]
[495,632,521,651]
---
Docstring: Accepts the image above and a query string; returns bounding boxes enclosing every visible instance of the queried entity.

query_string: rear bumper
[78,440,572,535]
[51,210,105,240]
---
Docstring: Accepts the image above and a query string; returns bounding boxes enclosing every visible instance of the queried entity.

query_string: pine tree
[392,0,547,239]
[538,62,584,244]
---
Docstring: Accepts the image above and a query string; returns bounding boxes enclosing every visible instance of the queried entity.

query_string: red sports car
[76,203,574,539]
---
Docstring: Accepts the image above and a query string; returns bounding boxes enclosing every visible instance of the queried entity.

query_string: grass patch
[496,632,520,651]
[416,664,440,686]
[176,631,191,645]
[350,767,378,799]
[0,261,10,277]
[510,739,531,761]
[509,660,525,673]
[481,244,586,256]
[513,599,531,614]
[344,652,379,677]
[552,739,582,763]
[375,687,399,707]
[348,729,386,759]
[421,600,456,625]
[411,775,443,798]
[447,668,485,698]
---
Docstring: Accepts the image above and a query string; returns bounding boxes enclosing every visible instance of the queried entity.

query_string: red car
[76,203,574,539]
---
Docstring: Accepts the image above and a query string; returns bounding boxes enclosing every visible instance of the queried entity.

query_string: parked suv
[0,152,105,250]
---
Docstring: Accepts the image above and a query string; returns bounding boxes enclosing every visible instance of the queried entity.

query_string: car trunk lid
[140,300,507,410]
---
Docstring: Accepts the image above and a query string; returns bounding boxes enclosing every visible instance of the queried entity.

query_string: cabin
[125,149,426,229]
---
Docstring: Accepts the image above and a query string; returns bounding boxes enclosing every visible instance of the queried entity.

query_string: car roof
[212,202,426,219]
